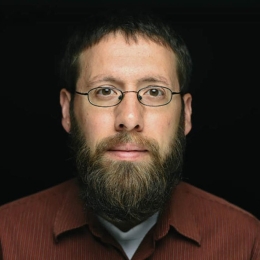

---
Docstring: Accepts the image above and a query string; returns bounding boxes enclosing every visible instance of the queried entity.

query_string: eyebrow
[137,76,170,86]
[88,75,171,86]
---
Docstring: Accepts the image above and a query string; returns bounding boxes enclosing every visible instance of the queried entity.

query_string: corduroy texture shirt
[0,178,260,259]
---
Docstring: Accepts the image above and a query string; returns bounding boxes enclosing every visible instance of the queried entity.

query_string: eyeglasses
[75,86,181,107]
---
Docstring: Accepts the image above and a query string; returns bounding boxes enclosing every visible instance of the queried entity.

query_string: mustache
[94,132,160,158]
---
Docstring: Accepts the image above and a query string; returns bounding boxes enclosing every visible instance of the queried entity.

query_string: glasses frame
[75,86,182,107]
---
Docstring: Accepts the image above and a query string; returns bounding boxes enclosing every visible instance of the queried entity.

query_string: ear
[60,88,72,133]
[182,93,192,135]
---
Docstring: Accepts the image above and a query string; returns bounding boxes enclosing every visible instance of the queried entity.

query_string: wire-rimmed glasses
[75,86,181,107]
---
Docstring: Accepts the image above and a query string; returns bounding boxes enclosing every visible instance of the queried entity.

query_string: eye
[143,86,165,97]
[96,87,117,96]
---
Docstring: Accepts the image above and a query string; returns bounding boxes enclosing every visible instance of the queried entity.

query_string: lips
[108,143,147,152]
[106,143,148,160]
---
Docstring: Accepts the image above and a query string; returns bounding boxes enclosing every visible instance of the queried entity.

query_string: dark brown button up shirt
[0,178,260,259]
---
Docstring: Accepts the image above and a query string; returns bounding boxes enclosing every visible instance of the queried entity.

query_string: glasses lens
[138,86,171,106]
[89,87,122,107]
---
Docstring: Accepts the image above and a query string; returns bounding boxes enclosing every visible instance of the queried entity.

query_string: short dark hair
[59,8,193,95]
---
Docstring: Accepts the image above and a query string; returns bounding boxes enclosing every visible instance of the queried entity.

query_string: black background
[1,1,260,219]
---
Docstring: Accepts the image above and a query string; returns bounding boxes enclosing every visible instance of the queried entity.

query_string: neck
[98,212,160,232]
[101,217,146,232]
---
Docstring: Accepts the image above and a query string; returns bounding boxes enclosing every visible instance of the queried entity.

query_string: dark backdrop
[1,1,260,219]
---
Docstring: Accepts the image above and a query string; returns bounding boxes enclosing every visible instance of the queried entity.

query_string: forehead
[77,32,178,87]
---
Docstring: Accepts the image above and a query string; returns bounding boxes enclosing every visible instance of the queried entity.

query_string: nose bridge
[122,90,138,96]
[115,90,144,131]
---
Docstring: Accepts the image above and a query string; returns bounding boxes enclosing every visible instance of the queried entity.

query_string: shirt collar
[53,179,201,245]
[53,179,87,240]
[53,179,110,242]
[154,181,201,245]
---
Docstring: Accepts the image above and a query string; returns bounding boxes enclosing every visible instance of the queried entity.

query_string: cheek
[79,112,115,147]
[156,116,179,153]
[163,120,176,141]
[146,116,168,140]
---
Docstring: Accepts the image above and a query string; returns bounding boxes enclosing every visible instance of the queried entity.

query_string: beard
[68,107,186,226]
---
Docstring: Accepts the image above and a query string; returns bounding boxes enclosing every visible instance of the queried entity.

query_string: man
[0,9,260,260]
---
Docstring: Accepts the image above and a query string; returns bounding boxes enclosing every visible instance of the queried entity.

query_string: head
[59,9,192,95]
[59,9,192,229]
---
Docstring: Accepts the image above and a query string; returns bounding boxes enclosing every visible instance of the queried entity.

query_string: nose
[114,91,144,132]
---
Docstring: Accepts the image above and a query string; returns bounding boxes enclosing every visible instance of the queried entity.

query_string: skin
[60,32,192,165]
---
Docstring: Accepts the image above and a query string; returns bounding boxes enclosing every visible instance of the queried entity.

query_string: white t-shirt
[98,212,159,259]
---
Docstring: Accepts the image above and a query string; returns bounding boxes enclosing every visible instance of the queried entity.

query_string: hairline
[74,30,181,94]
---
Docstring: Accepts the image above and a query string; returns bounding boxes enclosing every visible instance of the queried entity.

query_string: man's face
[60,33,192,227]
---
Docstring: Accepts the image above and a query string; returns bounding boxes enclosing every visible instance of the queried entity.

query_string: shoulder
[178,181,260,226]
[162,182,260,258]
[0,178,78,217]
